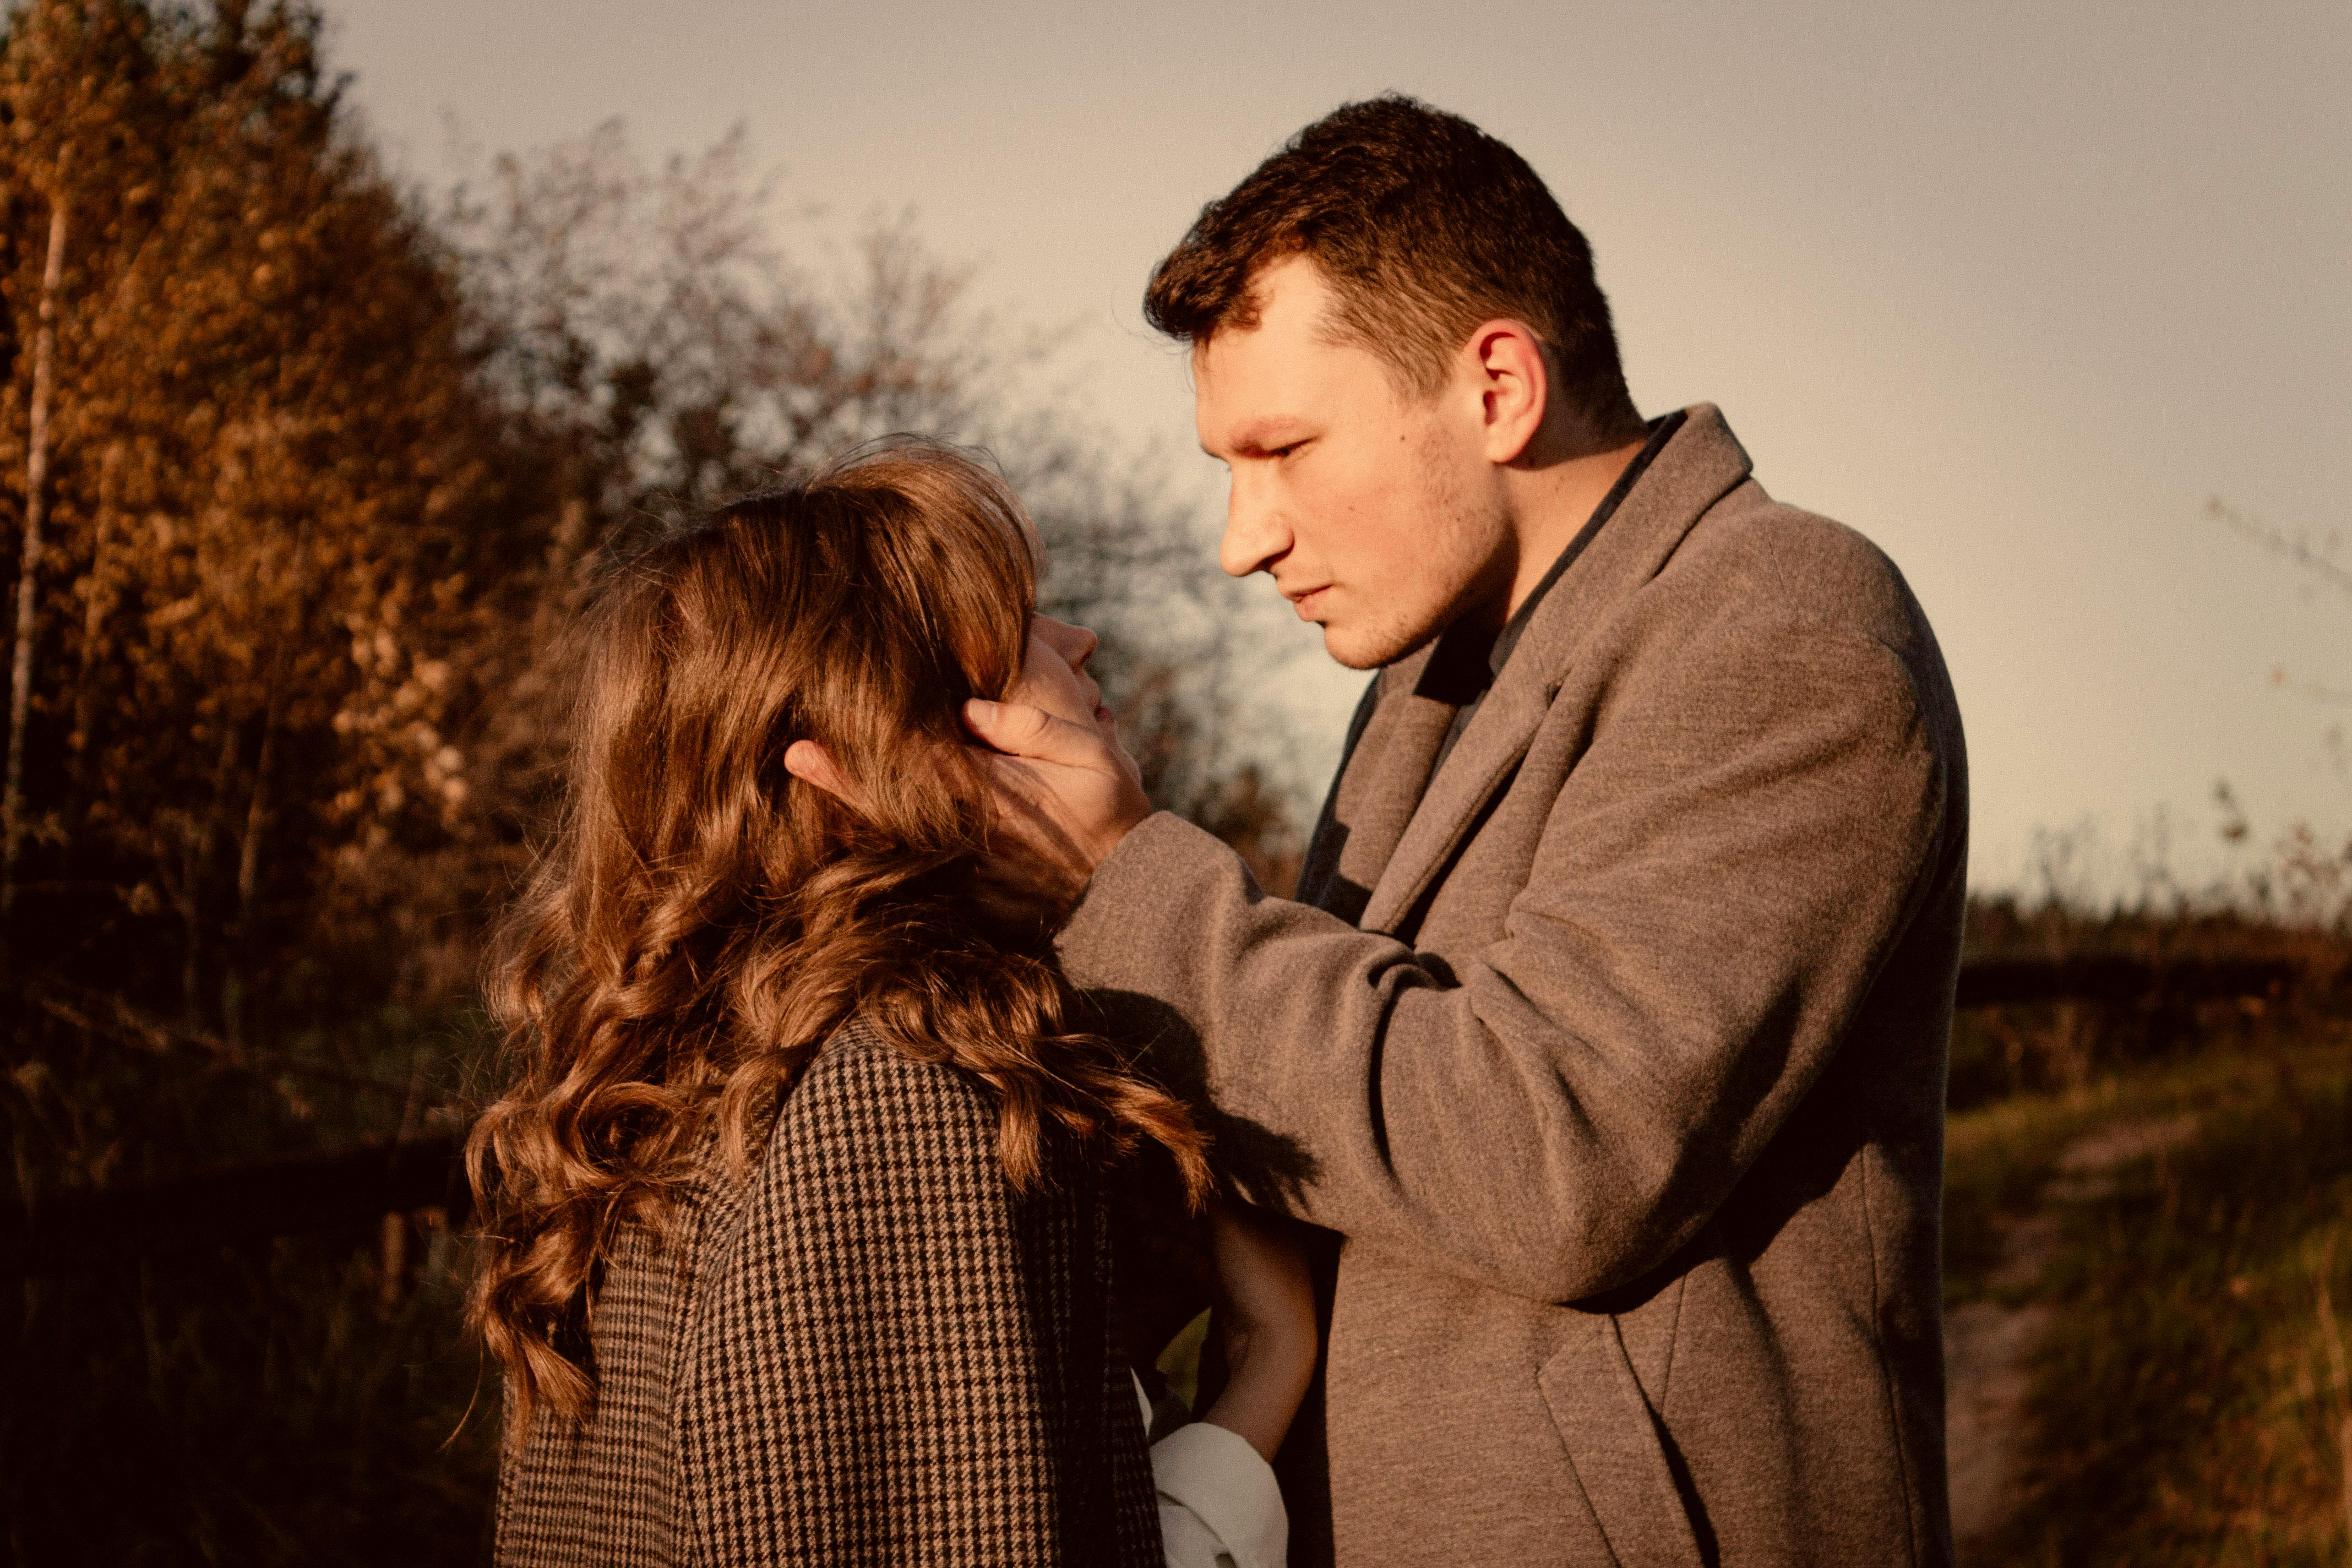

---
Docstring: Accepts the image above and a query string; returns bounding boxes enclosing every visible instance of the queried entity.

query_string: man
[961,97,1967,1566]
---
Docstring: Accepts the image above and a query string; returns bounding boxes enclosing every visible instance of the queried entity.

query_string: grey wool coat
[492,1021,1164,1568]
[1059,405,1968,1567]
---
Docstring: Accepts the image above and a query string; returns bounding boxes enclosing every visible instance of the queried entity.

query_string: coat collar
[1352,404,1755,934]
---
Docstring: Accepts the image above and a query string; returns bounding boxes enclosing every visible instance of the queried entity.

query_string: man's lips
[1283,584,1331,618]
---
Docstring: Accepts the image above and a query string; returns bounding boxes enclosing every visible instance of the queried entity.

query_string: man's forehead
[1189,304,1272,380]
[1193,331,1306,453]
[1218,254,1332,341]
[1193,317,1388,446]
[1193,269,1340,396]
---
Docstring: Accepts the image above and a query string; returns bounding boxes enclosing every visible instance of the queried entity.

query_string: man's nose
[1218,476,1290,579]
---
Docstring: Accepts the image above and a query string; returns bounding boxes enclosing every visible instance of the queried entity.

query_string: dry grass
[2,1224,494,1564]
[1948,1038,2352,1565]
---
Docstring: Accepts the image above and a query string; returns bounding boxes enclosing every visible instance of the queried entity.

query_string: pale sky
[325,1,2349,896]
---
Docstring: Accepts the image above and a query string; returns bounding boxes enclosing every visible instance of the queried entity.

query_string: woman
[468,441,1314,1568]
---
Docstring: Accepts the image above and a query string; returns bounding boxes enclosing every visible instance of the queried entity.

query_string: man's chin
[1321,618,1435,672]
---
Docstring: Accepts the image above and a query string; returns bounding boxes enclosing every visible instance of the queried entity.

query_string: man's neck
[1452,429,1649,636]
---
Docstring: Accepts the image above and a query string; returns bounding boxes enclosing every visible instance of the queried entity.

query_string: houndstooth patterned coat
[494,1019,1164,1567]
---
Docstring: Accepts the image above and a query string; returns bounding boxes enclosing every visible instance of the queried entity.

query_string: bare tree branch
[2212,496,2352,600]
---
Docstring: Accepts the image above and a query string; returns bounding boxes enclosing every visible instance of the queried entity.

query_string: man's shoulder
[1662,482,1940,660]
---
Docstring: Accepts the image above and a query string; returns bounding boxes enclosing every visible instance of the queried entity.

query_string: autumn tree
[0,0,538,1109]
[0,2,535,1556]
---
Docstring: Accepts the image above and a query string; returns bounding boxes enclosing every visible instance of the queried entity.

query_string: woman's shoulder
[741,1014,1020,1208]
[700,1014,1083,1320]
[785,1015,998,1131]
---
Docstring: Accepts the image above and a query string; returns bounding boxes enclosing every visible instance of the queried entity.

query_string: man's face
[1194,255,1506,671]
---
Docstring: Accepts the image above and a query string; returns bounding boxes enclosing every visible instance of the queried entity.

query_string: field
[1945,1029,2352,1564]
[9,925,2352,1565]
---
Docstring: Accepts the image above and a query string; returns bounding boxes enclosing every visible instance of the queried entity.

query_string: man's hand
[960,696,1152,923]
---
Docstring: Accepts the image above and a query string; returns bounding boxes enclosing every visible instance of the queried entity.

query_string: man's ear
[782,739,863,809]
[1469,319,1549,465]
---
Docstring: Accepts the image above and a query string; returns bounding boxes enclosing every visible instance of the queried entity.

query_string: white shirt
[1133,1373,1288,1568]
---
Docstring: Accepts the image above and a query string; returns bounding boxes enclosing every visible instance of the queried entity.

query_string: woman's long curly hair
[467,442,1211,1439]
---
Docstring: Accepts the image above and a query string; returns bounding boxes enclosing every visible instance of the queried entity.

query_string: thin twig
[2213,497,2352,601]
[3,152,73,929]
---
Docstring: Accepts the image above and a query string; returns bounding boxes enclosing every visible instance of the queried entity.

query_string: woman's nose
[1035,614,1098,669]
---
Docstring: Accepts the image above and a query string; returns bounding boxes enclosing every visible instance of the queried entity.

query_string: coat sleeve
[675,1033,1162,1566]
[1058,603,1955,1305]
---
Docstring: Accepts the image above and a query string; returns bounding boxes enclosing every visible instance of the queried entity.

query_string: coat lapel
[1296,644,1451,925]
[1355,405,1756,936]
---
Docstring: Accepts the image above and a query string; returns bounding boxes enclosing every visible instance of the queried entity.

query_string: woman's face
[1006,613,1116,742]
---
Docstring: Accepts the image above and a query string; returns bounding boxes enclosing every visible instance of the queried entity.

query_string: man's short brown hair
[1145,95,1641,433]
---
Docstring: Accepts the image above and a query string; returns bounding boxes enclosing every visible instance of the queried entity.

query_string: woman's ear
[783,740,864,811]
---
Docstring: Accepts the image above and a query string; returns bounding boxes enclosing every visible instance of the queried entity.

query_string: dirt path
[1943,1114,2200,1552]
